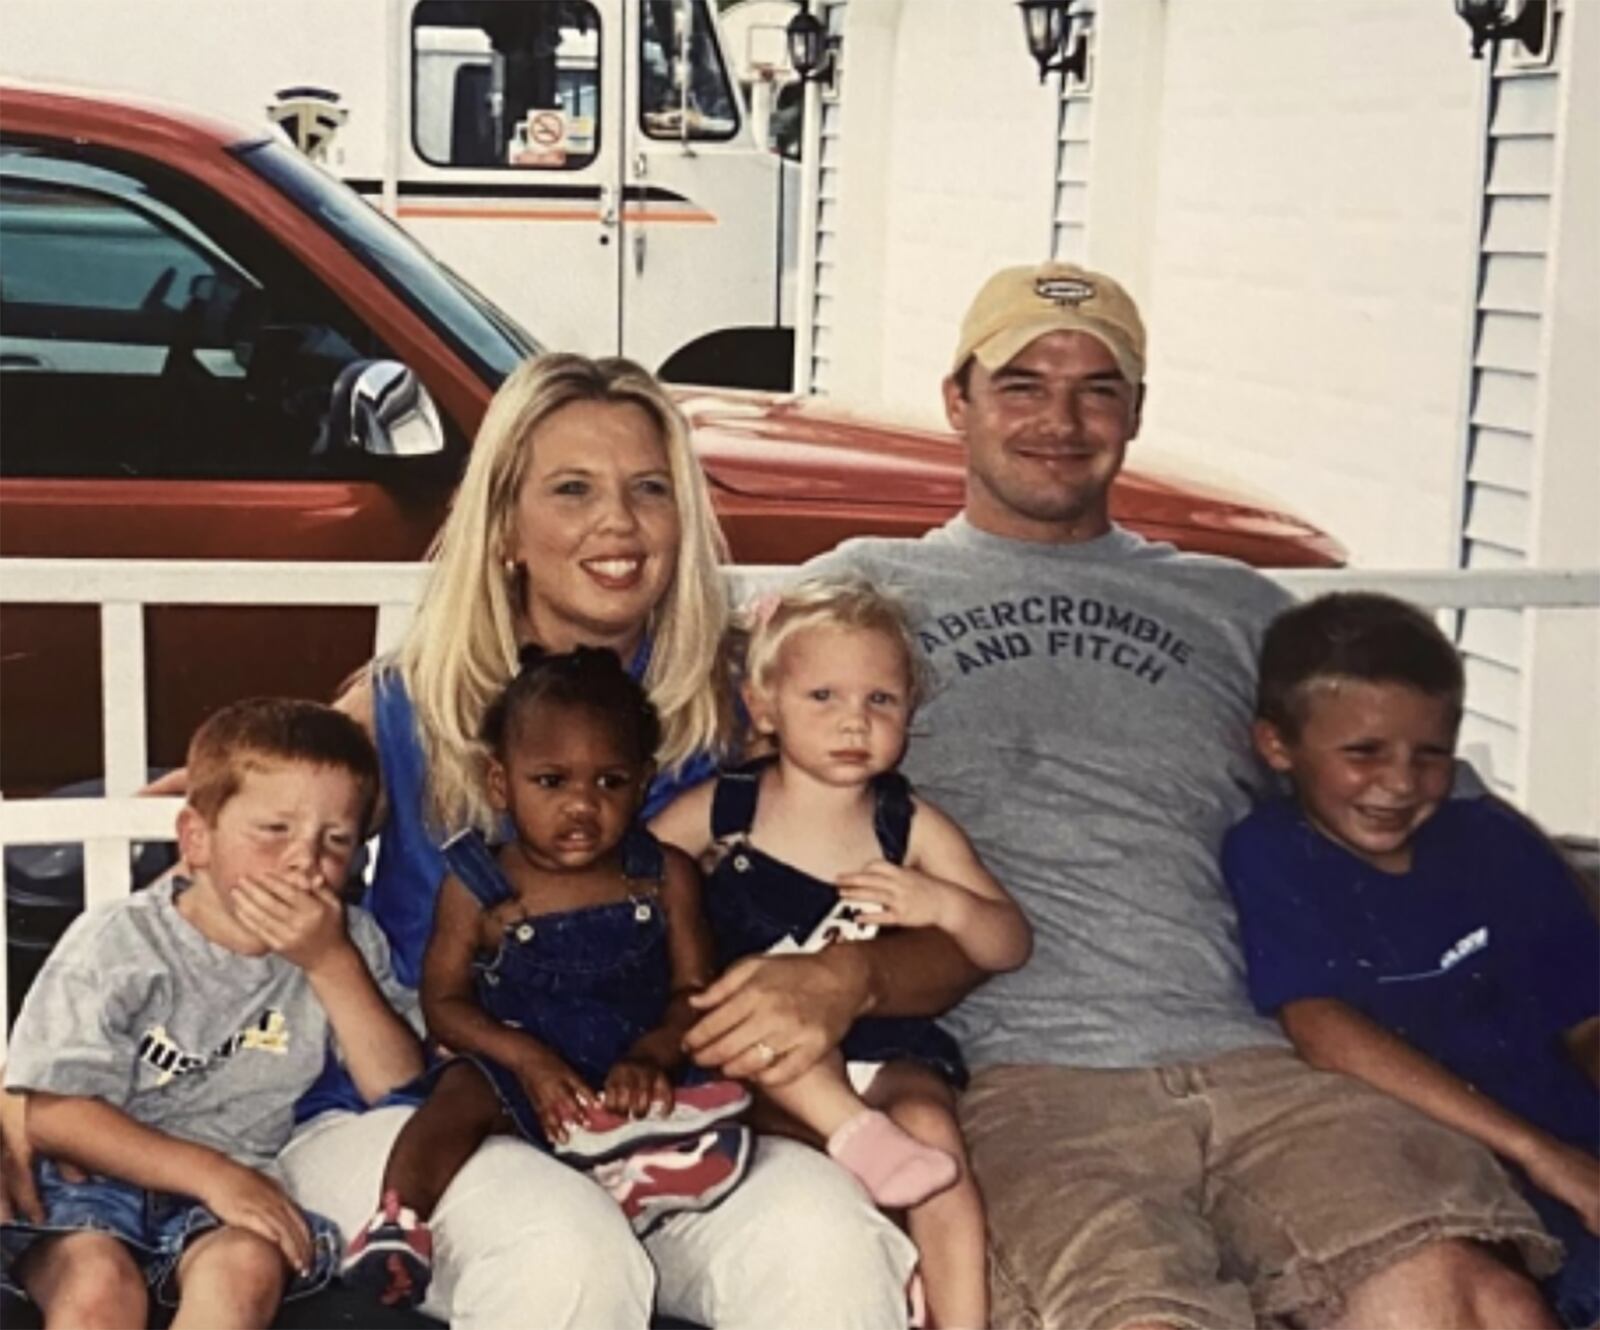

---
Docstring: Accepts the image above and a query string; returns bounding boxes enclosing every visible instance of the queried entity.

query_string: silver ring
[754,1040,777,1065]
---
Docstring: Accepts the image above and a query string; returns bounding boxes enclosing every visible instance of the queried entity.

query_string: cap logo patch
[1035,276,1096,306]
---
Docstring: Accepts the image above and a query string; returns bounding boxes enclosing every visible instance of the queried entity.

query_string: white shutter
[1053,94,1093,261]
[804,0,848,395]
[1456,15,1564,791]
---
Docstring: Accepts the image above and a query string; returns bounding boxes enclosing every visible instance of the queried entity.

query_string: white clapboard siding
[1466,541,1529,572]
[1052,61,1094,261]
[1466,426,1535,489]
[1463,653,1523,721]
[1457,16,1563,797]
[1474,311,1542,373]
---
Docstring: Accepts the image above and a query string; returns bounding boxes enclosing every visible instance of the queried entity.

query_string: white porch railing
[3,557,1598,1044]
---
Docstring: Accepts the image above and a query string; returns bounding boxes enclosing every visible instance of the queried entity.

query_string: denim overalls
[422,827,675,1145]
[702,758,967,1087]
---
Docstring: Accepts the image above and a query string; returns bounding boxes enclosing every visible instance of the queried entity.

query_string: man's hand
[684,948,867,1086]
[601,1057,673,1120]
[199,1159,313,1274]
[1523,1135,1600,1236]
[0,1091,43,1224]
[509,1045,598,1145]
[232,871,348,973]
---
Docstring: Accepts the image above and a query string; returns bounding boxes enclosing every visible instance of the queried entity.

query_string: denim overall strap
[710,758,771,841]
[620,825,666,883]
[870,771,915,866]
[442,830,514,910]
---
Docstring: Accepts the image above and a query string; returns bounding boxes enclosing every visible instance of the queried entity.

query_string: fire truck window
[0,147,389,481]
[413,1,601,170]
[641,0,740,142]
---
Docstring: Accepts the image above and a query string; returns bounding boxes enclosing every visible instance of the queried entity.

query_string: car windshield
[234,136,537,383]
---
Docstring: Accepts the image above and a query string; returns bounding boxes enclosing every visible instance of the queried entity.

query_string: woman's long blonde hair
[395,353,731,833]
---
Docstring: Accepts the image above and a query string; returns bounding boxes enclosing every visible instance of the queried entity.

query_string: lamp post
[1018,0,1090,85]
[786,2,830,83]
[1453,0,1549,60]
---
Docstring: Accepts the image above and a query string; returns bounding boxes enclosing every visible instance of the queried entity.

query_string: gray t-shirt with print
[5,875,411,1171]
[817,517,1295,1070]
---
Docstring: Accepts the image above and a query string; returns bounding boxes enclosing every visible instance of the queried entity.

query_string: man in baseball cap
[942,260,1148,545]
[762,261,1557,1330]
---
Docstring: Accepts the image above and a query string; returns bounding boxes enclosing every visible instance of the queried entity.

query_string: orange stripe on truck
[396,205,716,224]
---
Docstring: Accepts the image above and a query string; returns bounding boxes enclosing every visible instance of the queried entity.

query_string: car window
[640,0,740,143]
[412,0,601,170]
[2,178,255,380]
[0,143,395,481]
[237,138,535,383]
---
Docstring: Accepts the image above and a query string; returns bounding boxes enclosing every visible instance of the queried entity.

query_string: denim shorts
[1,1162,340,1308]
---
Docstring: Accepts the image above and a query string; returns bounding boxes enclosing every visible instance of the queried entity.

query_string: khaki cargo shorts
[961,1049,1559,1330]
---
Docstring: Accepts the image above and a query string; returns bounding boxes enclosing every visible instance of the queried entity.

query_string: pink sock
[827,1109,958,1208]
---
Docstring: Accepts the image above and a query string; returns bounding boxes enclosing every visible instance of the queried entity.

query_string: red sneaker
[591,1124,753,1235]
[340,1189,433,1308]
[557,1079,750,1164]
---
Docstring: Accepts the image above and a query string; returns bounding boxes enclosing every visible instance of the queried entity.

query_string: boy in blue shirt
[1224,591,1598,1327]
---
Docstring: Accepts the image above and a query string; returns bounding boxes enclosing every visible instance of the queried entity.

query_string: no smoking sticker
[529,111,565,146]
[510,109,569,166]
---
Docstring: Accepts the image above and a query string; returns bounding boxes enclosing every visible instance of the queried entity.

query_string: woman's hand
[684,947,868,1086]
[509,1044,598,1145]
[139,768,188,797]
[601,1057,673,1120]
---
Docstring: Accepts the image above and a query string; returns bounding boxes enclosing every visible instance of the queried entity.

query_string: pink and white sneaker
[556,1079,750,1164]
[591,1123,753,1235]
[341,1189,433,1308]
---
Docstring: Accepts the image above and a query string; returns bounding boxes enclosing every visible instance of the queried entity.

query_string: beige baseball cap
[952,261,1146,384]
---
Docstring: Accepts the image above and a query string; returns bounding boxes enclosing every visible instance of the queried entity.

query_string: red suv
[0,81,1344,795]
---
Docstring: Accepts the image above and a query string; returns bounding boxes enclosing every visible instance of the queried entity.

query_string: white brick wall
[1137,1,1483,570]
[827,0,1057,420]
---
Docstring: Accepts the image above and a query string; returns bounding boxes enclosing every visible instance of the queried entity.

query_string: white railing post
[92,600,149,910]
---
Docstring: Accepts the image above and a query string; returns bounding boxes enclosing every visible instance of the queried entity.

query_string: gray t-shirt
[818,517,1295,1070]
[6,875,410,1171]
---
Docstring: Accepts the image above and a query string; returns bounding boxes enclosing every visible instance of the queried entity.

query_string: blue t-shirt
[1223,795,1599,1150]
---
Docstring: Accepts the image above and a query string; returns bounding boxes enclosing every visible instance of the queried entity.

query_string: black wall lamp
[786,2,833,83]
[1018,0,1090,85]
[1454,0,1550,60]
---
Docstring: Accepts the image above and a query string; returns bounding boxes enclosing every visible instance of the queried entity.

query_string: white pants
[279,1105,916,1330]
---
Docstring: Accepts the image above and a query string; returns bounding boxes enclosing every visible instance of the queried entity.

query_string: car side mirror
[321,359,446,459]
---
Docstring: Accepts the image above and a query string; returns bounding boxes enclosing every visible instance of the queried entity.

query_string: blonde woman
[269,355,920,1330]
